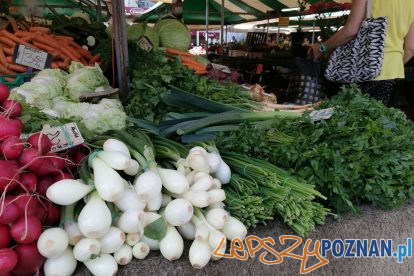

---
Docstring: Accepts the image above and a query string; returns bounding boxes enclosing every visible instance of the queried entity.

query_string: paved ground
[76,202,414,276]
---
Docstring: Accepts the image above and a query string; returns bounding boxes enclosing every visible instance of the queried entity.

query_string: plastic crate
[0,73,36,90]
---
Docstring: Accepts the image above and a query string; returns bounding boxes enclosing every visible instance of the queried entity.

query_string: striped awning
[139,0,351,25]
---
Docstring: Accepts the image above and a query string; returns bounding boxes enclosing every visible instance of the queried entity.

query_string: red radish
[36,177,55,197]
[27,133,53,154]
[0,248,17,274]
[0,201,21,224]
[12,243,45,276]
[0,160,19,192]
[73,151,86,165]
[10,194,40,217]
[43,203,60,227]
[0,136,24,160]
[36,159,57,177]
[0,117,23,140]
[0,84,9,104]
[1,100,22,118]
[11,215,42,244]
[53,172,74,182]
[0,224,11,248]
[18,148,43,172]
[19,173,37,193]
[46,153,66,171]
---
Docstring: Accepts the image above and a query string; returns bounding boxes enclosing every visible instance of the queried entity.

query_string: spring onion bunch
[221,152,330,237]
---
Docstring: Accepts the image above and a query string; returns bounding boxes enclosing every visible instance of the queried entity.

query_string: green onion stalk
[221,152,330,237]
[176,110,302,136]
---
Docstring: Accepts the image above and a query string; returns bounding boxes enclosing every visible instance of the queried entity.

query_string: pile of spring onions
[221,152,330,236]
[38,130,247,274]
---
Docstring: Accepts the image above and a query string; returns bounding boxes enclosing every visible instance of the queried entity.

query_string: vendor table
[75,202,414,276]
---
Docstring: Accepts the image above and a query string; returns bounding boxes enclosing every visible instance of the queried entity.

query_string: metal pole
[96,0,102,22]
[206,0,209,57]
[112,0,129,98]
[266,17,270,41]
[197,31,200,46]
[311,20,316,43]
[221,0,224,59]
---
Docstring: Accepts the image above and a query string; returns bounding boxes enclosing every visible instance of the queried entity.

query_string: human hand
[308,43,322,60]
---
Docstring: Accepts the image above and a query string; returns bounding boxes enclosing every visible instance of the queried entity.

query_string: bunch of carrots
[165,48,207,75]
[0,27,100,81]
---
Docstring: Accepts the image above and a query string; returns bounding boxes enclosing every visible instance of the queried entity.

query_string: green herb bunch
[217,85,414,213]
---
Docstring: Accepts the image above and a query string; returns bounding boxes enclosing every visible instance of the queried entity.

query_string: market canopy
[139,0,351,25]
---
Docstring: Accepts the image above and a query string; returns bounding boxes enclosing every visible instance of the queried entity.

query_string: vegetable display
[10,63,126,134]
[0,84,85,275]
[0,28,100,77]
[216,85,414,213]
[40,130,247,273]
[125,46,263,123]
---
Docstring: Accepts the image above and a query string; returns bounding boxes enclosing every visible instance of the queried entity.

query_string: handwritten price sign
[13,44,52,70]
[42,123,85,153]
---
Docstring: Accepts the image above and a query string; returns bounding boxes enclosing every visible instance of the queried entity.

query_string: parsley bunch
[217,85,414,213]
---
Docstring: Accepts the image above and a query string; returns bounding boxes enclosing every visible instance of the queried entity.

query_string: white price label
[310,107,335,122]
[42,123,85,152]
[13,44,51,70]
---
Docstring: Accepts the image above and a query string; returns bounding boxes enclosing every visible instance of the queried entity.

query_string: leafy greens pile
[216,85,414,213]
[125,46,261,123]
[11,63,126,135]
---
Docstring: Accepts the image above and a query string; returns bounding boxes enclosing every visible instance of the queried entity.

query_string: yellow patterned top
[372,0,414,80]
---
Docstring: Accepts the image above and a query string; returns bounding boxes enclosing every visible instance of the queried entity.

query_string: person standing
[310,0,414,105]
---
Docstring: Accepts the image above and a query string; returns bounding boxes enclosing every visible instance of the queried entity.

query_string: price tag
[310,107,335,122]
[137,36,153,52]
[13,44,52,70]
[42,123,85,152]
[79,88,119,103]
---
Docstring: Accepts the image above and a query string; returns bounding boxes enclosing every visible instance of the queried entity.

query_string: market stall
[1,0,414,275]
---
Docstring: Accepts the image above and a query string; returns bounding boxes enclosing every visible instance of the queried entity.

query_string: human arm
[404,24,414,64]
[310,0,367,59]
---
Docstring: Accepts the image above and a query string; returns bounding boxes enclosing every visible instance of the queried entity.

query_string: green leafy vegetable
[144,216,168,241]
[216,85,414,213]
[66,62,109,101]
[155,18,191,51]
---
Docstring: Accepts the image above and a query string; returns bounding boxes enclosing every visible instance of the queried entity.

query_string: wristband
[319,43,329,53]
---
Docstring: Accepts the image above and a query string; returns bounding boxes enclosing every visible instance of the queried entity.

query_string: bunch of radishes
[42,138,247,275]
[0,84,85,275]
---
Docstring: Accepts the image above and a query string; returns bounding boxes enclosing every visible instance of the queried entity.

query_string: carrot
[52,35,74,42]
[181,56,206,68]
[5,56,13,64]
[15,31,33,38]
[0,30,32,47]
[0,37,16,48]
[183,63,206,72]
[57,58,70,70]
[166,48,193,57]
[29,27,50,34]
[7,63,27,73]
[51,62,59,69]
[195,70,207,75]
[21,35,35,42]
[3,48,14,56]
[0,64,16,74]
[33,34,60,49]
[182,60,206,71]
[0,47,8,65]
[32,41,56,53]
[89,54,101,64]
[4,77,15,82]
[69,41,92,59]
[60,46,81,62]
